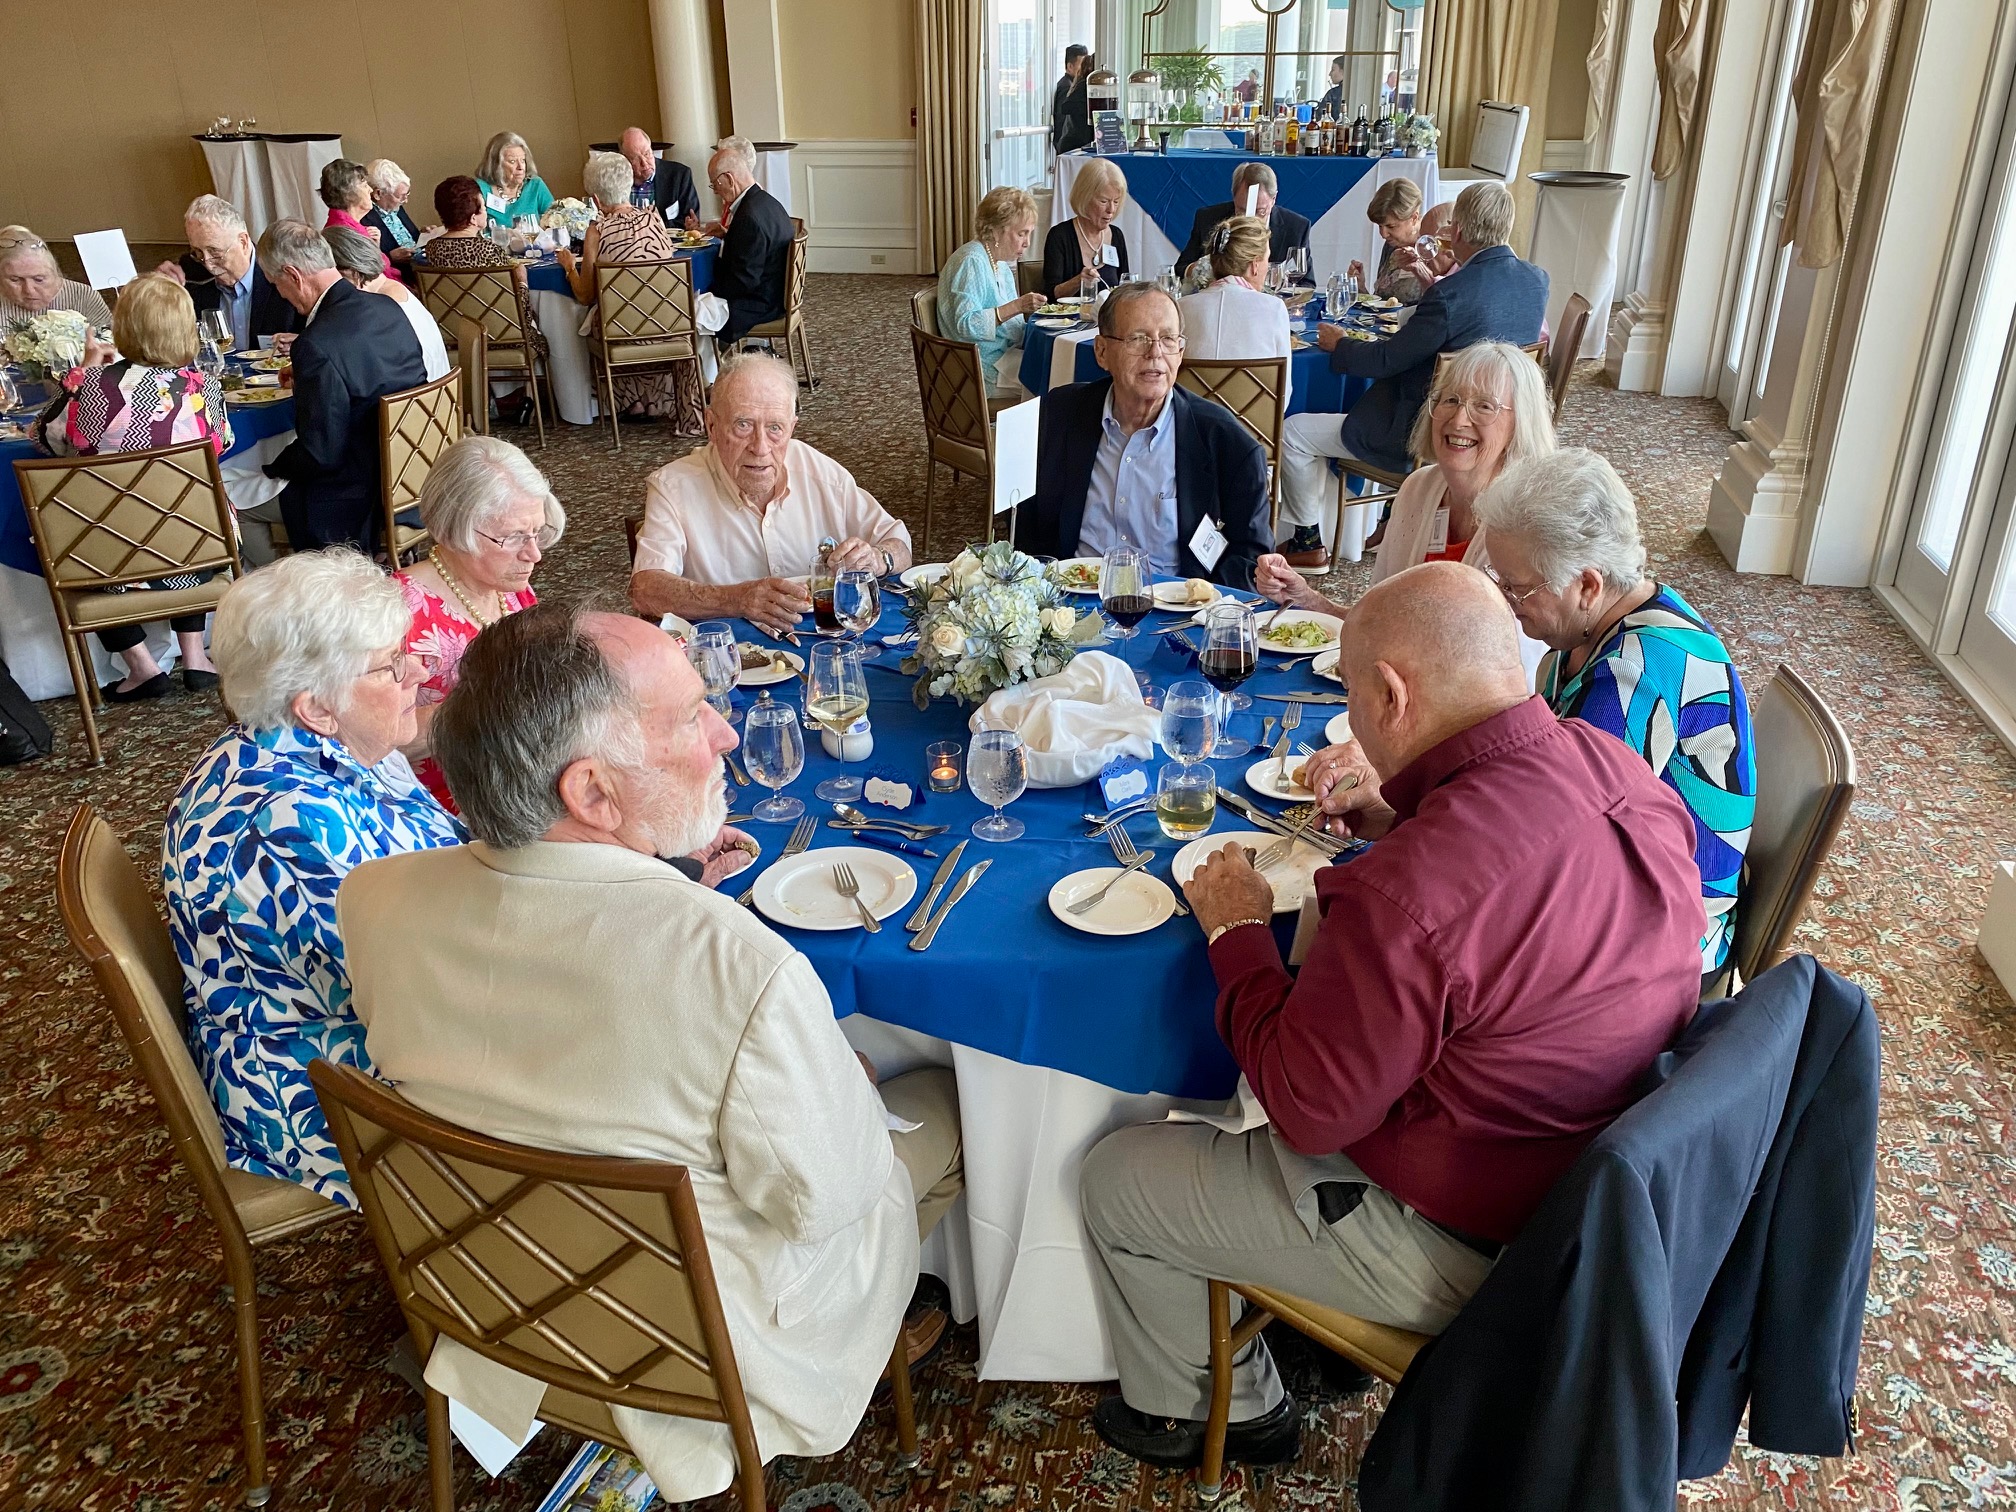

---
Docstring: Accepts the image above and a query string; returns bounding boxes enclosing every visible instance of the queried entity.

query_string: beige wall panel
[1548,0,1600,140]
[361,9,484,207]
[778,0,916,141]
[565,0,666,151]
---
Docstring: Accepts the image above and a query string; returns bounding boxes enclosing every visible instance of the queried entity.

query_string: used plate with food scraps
[1173,830,1329,913]
[1055,558,1105,593]
[1257,611,1343,653]
[1245,755,1315,802]
[735,643,804,686]
[1152,577,1220,610]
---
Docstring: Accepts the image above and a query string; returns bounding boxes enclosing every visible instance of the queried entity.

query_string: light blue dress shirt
[220,266,253,353]
[938,239,1026,393]
[1077,389,1180,574]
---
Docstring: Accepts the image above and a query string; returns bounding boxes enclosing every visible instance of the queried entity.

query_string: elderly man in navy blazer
[1276,180,1548,571]
[1014,283,1272,589]
[1174,162,1313,284]
[620,127,700,231]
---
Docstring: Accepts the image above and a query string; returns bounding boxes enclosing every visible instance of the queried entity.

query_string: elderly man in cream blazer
[336,602,962,1503]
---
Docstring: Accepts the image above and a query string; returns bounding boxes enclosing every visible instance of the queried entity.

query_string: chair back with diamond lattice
[417,266,535,353]
[308,1061,767,1510]
[1177,356,1289,526]
[911,324,993,478]
[15,438,241,590]
[379,369,464,564]
[595,257,698,359]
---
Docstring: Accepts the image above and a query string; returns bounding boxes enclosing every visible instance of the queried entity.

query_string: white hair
[1406,340,1556,466]
[364,158,410,196]
[417,435,567,553]
[255,219,334,279]
[1453,181,1515,249]
[211,549,409,731]
[712,135,758,179]
[1473,447,1648,594]
[709,350,798,413]
[184,194,247,236]
[582,151,634,210]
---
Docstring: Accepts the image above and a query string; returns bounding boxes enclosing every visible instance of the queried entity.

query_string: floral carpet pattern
[1,275,2013,1511]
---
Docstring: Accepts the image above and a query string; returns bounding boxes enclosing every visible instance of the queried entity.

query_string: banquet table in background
[195,132,345,239]
[1054,150,1441,290]
[724,589,1343,1380]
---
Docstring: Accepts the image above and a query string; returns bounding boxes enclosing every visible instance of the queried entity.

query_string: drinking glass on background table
[833,568,880,637]
[1099,543,1151,641]
[807,641,871,802]
[1285,246,1311,287]
[968,728,1028,842]
[1198,600,1258,758]
[1156,762,1217,841]
[1160,679,1219,766]
[689,620,740,723]
[743,700,805,822]
[199,308,232,354]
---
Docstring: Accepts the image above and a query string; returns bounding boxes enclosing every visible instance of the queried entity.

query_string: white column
[722,0,787,143]
[648,0,723,184]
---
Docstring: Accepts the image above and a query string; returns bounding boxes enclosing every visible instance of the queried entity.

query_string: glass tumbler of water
[1159,680,1219,766]
[968,727,1028,842]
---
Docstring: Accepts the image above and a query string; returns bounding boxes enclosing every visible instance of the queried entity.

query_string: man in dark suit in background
[697,135,795,349]
[255,219,425,552]
[1276,180,1548,570]
[1174,163,1313,284]
[1015,283,1272,589]
[620,126,700,231]
[155,195,300,352]
[1053,44,1094,154]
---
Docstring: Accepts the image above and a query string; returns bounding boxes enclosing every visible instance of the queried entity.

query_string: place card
[863,770,922,810]
[1099,755,1150,808]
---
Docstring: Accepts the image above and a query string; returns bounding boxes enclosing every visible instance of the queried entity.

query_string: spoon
[832,802,946,837]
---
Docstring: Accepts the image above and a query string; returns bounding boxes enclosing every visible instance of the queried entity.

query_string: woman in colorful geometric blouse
[161,549,466,1207]
[1476,447,1757,981]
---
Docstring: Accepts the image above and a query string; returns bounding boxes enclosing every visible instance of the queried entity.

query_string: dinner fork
[1270,701,1302,760]
[738,814,815,906]
[1111,824,1187,916]
[1067,852,1152,915]
[833,862,881,933]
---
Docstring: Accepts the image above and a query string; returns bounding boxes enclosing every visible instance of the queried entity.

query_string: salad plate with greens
[1256,611,1344,654]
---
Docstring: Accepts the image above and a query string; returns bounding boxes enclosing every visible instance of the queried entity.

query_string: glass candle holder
[926,740,964,792]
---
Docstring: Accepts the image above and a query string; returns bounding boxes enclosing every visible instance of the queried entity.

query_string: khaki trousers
[882,1067,964,1242]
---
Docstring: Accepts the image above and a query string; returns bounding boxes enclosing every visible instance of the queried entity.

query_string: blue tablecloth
[422,243,717,297]
[1,359,296,576]
[1089,150,1381,250]
[1018,316,1371,417]
[726,588,1347,1100]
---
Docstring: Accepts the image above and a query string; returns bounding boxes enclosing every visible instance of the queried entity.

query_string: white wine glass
[199,308,233,355]
[968,728,1028,842]
[807,640,871,803]
[743,700,805,822]
[1159,679,1219,767]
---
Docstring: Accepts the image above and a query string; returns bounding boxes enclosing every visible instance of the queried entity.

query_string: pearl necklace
[430,547,507,626]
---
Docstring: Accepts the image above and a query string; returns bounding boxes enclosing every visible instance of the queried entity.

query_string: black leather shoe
[102,672,171,703]
[1089,1391,1299,1470]
[182,668,221,693]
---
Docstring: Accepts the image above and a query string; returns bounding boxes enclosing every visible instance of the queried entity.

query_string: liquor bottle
[1285,112,1299,156]
[1355,103,1372,156]
[1323,110,1337,155]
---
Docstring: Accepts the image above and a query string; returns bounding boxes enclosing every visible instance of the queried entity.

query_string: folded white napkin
[969,650,1159,788]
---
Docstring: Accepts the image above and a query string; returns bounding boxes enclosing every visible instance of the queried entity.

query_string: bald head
[619,127,656,185]
[1341,562,1531,776]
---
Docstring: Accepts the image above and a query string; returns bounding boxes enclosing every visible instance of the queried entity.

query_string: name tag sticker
[665,201,680,222]
[1100,242,1119,268]
[485,191,509,212]
[1189,515,1228,573]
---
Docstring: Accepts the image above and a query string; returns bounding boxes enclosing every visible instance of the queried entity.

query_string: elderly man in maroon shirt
[1080,560,1706,1471]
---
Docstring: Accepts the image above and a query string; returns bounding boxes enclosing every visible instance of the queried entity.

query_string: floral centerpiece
[902,541,1088,707]
[3,309,89,383]
[1400,113,1440,157]
[540,197,595,239]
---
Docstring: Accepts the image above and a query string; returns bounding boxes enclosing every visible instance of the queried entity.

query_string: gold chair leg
[426,1386,456,1512]
[921,457,937,564]
[798,323,821,391]
[62,631,103,766]
[227,1257,272,1506]
[605,362,622,454]
[1197,1279,1235,1501]
[888,1328,921,1469]
[528,355,547,450]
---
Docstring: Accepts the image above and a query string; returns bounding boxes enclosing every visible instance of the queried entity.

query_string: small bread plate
[754,846,916,931]
[900,562,950,591]
[226,388,289,405]
[736,643,805,686]
[1152,578,1221,611]
[1325,711,1352,744]
[1310,647,1342,683]
[248,354,288,372]
[1031,315,1077,329]
[1173,830,1329,913]
[1257,610,1343,655]
[1245,755,1315,802]
[1055,557,1104,594]
[1047,867,1177,936]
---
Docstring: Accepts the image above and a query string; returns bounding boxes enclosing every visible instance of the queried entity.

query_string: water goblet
[968,727,1028,842]
[743,700,805,822]
[690,620,740,723]
[1159,679,1219,767]
[833,568,881,637]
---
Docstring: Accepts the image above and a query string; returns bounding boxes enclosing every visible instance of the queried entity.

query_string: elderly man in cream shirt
[631,352,913,635]
[337,601,962,1502]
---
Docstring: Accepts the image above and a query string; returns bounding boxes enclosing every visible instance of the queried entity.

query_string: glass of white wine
[807,640,871,802]
[1156,761,1217,841]
[743,700,805,822]
[968,728,1028,842]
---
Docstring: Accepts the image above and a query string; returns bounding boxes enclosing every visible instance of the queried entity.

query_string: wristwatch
[882,548,896,576]
[1206,918,1270,947]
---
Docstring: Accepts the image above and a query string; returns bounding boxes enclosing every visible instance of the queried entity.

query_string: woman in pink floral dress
[389,435,565,807]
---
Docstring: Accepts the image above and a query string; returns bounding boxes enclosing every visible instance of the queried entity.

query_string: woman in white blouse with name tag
[1178,214,1293,411]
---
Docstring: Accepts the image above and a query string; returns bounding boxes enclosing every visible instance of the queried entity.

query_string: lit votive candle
[926,740,964,792]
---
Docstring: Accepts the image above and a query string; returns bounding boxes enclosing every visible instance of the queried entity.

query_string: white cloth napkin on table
[968,650,1159,788]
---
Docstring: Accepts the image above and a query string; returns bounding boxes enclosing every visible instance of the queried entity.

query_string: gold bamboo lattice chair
[910,287,940,336]
[911,323,998,558]
[417,265,549,447]
[743,219,819,389]
[56,805,349,1506]
[1548,293,1594,425]
[379,367,464,566]
[309,1061,922,1512]
[589,255,699,453]
[12,439,244,763]
[1177,355,1290,532]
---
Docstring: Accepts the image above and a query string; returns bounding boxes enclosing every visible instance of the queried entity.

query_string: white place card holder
[73,229,138,291]
[993,396,1040,519]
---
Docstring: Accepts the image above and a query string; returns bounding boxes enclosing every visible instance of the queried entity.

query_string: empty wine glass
[1286,246,1311,287]
[1198,600,1258,757]
[1099,543,1151,641]
[1263,262,1287,296]
[808,641,871,803]
[199,308,233,355]
[743,700,805,822]
[968,727,1029,842]
[1159,680,1219,767]
[833,568,881,637]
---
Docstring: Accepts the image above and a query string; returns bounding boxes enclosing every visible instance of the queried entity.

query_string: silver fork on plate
[1269,700,1302,759]
[833,862,880,932]
[1109,823,1188,916]
[738,814,815,906]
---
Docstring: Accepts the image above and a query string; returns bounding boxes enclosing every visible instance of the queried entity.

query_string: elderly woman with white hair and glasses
[558,151,701,429]
[161,549,466,1208]
[1476,447,1756,982]
[391,434,565,807]
[1256,340,1555,614]
[937,185,1045,400]
[476,130,555,230]
[0,235,111,327]
[1042,156,1131,301]
[360,158,425,276]
[323,225,449,381]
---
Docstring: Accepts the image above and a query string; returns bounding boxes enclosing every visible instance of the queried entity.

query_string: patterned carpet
[3,274,2014,1512]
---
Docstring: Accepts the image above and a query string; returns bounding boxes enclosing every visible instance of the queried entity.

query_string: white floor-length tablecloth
[1528,172,1630,361]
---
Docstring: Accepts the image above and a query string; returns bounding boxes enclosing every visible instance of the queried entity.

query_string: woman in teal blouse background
[476,130,555,229]
[936,185,1045,400]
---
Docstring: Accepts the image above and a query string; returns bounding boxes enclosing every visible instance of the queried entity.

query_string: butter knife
[910,859,991,951]
[905,839,968,931]
[1253,692,1350,705]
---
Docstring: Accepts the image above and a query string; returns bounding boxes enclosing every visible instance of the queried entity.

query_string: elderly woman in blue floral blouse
[161,548,465,1206]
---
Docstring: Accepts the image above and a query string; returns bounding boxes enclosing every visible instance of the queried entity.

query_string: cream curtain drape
[1419,0,1562,243]
[916,0,983,274]
[1782,0,1901,268]
[1651,0,1712,180]
[1585,0,1619,140]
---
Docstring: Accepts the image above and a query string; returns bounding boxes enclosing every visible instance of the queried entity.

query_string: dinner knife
[910,859,991,951]
[846,828,939,862]
[905,839,968,931]
[1253,691,1350,705]
[1219,792,1345,857]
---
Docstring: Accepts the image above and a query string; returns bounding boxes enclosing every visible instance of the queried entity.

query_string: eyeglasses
[1433,393,1505,421]
[362,652,417,684]
[1110,333,1186,355]
[1485,567,1546,607]
[474,526,559,552]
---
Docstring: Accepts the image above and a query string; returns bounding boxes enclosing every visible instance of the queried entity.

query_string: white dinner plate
[735,644,804,687]
[900,563,950,591]
[1311,648,1342,683]
[225,389,288,405]
[1047,868,1176,936]
[753,846,916,931]
[1325,711,1352,744]
[1055,557,1105,594]
[1152,580,1220,611]
[1173,829,1329,914]
[1256,610,1344,655]
[1031,316,1076,330]
[1245,756,1315,802]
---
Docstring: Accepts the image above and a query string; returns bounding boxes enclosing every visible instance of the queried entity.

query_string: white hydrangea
[3,309,89,381]
[901,539,1084,706]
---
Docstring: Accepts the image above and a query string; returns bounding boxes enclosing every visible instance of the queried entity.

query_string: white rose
[930,622,967,656]
[1042,605,1076,636]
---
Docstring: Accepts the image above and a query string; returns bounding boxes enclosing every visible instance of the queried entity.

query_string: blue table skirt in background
[1103,150,1380,251]
[1019,318,1372,419]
